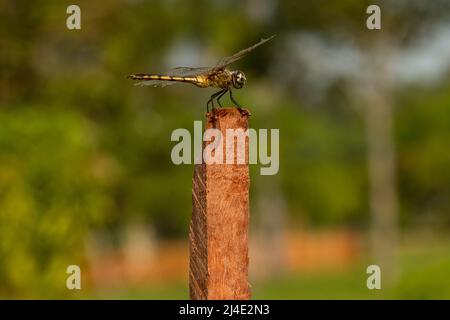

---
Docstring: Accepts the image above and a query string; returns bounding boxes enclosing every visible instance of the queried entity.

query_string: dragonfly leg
[216,89,228,108]
[230,90,250,116]
[207,90,223,112]
[206,99,212,112]
[229,89,242,108]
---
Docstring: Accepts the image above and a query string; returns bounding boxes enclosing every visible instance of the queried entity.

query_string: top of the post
[206,107,251,129]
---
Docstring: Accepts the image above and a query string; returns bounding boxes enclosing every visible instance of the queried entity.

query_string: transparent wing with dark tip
[214,35,275,70]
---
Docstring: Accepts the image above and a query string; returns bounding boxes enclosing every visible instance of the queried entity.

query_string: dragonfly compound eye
[233,71,246,89]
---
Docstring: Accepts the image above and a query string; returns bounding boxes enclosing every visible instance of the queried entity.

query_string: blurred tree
[271,0,450,282]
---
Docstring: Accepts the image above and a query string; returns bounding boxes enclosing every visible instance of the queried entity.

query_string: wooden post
[189,107,251,300]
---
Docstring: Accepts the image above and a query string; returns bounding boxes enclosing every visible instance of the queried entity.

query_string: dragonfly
[127,35,275,114]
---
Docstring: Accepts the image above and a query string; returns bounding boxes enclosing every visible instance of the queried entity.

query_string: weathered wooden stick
[189,107,251,300]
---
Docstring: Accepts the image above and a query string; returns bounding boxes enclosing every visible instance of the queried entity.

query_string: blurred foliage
[0,108,110,297]
[0,0,449,297]
[396,84,450,226]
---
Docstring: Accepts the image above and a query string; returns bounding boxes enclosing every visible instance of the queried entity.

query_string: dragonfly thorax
[231,70,246,89]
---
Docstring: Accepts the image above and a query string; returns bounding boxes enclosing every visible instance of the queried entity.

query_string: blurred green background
[0,0,449,299]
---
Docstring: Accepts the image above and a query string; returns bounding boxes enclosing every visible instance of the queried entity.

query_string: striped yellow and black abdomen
[127,74,200,84]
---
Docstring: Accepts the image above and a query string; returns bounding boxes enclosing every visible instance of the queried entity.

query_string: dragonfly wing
[167,66,212,76]
[134,80,177,87]
[214,35,275,69]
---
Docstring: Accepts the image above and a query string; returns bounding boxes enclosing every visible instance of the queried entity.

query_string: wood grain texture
[189,108,251,300]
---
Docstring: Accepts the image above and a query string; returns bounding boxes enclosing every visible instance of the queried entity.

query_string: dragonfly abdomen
[127,73,201,85]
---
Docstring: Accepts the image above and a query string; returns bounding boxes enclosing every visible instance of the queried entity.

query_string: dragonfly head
[232,70,246,89]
